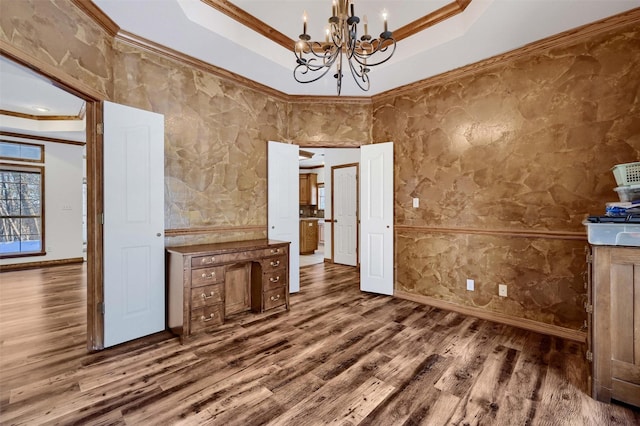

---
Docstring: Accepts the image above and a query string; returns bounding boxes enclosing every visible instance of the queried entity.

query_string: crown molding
[0,109,82,121]
[114,30,290,102]
[71,2,639,105]
[0,131,86,146]
[70,0,119,37]
[373,7,640,103]
[201,0,293,51]
[394,0,472,42]
[202,0,472,46]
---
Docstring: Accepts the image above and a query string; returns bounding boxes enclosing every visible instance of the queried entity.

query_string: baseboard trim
[394,289,586,343]
[0,257,85,272]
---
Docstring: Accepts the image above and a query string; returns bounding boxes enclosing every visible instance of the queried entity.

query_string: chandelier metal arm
[293,0,396,95]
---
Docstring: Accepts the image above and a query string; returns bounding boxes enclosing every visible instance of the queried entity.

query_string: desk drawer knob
[200,257,216,265]
[270,276,280,283]
[201,272,216,280]
[201,313,216,322]
[270,294,280,301]
[201,291,216,300]
[271,248,280,254]
[270,260,280,267]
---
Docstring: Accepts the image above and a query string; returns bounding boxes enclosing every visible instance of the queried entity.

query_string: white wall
[323,148,360,261]
[1,140,84,265]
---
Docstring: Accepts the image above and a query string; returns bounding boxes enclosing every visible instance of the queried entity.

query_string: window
[0,163,45,257]
[318,183,325,210]
[0,140,44,163]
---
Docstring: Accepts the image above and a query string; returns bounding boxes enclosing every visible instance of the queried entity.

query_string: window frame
[0,162,46,259]
[0,140,45,163]
[317,182,325,211]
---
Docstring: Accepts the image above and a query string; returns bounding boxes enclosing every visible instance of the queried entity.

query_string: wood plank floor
[1,262,638,425]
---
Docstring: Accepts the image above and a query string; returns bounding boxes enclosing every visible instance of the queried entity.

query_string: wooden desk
[166,239,290,342]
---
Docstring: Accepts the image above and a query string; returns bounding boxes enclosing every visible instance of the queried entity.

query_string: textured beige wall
[374,22,640,329]
[112,41,288,243]
[0,0,113,98]
[288,101,371,146]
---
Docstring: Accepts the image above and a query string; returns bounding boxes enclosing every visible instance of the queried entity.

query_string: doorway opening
[0,50,103,351]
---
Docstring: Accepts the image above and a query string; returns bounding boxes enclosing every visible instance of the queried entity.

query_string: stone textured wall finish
[0,0,113,98]
[375,23,640,330]
[112,42,288,244]
[288,101,372,145]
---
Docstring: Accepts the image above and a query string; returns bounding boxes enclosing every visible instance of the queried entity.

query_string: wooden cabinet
[589,246,640,408]
[167,239,289,343]
[300,219,318,254]
[318,221,325,245]
[300,173,318,205]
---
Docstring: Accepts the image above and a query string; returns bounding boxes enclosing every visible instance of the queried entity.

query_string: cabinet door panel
[225,263,251,315]
[611,262,635,364]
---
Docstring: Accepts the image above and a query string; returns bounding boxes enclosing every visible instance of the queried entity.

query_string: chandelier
[294,0,396,95]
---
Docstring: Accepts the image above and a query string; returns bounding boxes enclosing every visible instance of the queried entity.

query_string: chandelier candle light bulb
[293,0,396,95]
[303,11,307,35]
[382,9,388,32]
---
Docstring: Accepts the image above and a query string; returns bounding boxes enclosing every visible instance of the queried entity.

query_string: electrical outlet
[466,279,474,291]
[412,198,419,208]
[499,284,507,297]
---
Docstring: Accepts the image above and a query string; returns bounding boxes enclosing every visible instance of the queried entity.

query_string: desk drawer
[261,246,287,258]
[262,255,287,272]
[263,287,286,311]
[191,283,223,309]
[191,266,224,287]
[190,305,224,333]
[263,270,287,291]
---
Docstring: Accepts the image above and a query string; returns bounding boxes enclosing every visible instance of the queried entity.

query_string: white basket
[614,184,640,202]
[612,162,640,186]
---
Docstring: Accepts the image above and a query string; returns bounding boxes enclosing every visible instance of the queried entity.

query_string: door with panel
[360,142,394,296]
[267,141,300,294]
[333,165,358,266]
[103,101,165,348]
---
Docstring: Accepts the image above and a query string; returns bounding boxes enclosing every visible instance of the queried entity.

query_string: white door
[268,141,300,293]
[103,101,165,347]
[333,165,358,266]
[360,142,394,295]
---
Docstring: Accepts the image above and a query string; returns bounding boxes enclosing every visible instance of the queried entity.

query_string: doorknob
[271,226,275,229]
[156,232,162,237]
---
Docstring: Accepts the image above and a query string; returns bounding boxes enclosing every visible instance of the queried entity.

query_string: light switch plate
[466,279,474,291]
[412,198,419,208]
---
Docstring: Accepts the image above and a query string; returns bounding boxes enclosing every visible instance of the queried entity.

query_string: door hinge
[100,213,104,225]
[586,253,593,264]
[98,302,105,315]
[97,123,104,135]
[586,351,593,362]
[584,303,593,314]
